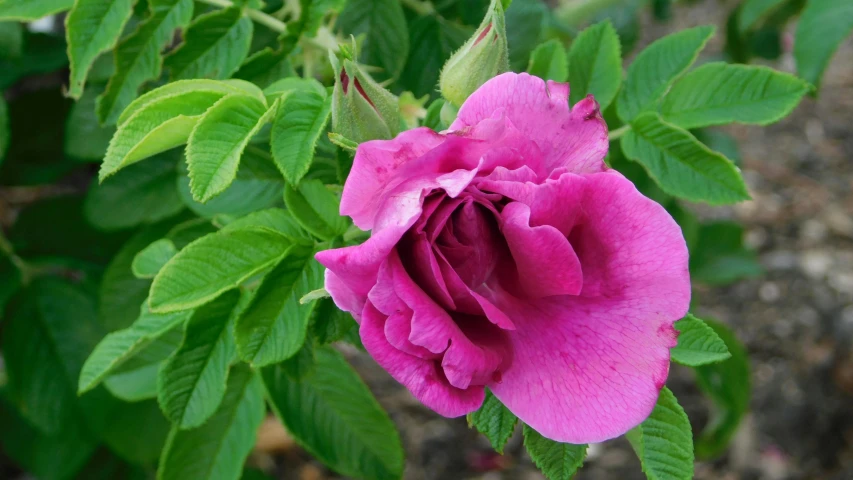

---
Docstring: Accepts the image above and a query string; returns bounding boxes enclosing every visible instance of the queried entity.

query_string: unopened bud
[439,0,509,107]
[330,53,401,143]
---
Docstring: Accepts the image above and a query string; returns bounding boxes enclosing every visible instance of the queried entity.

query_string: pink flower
[315,73,690,443]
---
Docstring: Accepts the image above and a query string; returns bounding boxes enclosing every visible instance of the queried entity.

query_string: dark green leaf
[523,425,587,480]
[400,15,470,97]
[794,0,853,89]
[626,387,694,480]
[270,90,332,185]
[65,85,116,161]
[338,0,409,81]
[567,20,621,109]
[690,221,762,284]
[164,7,253,80]
[283,179,349,241]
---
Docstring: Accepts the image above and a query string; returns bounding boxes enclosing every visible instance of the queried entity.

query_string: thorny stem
[197,0,289,33]
[608,124,630,140]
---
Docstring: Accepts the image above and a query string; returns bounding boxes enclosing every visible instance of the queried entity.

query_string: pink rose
[315,73,690,443]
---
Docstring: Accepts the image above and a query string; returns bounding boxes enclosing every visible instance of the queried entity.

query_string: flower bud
[439,0,509,107]
[330,52,402,143]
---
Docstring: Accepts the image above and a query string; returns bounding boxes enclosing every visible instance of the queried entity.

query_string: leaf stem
[608,124,630,140]
[197,0,288,33]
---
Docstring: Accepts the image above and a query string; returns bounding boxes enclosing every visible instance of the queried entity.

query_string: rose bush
[316,72,692,443]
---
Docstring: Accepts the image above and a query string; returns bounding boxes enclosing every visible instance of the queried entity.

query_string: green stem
[197,0,288,33]
[608,124,630,140]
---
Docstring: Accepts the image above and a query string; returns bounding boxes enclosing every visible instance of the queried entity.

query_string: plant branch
[197,0,288,33]
[608,124,630,140]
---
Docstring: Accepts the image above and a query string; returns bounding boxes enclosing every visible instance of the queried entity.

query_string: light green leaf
[159,364,265,480]
[219,208,314,244]
[104,327,184,401]
[738,0,787,31]
[164,7,253,80]
[178,146,283,218]
[694,319,750,458]
[132,238,178,278]
[119,79,263,125]
[186,94,273,202]
[794,0,853,89]
[0,0,73,20]
[158,291,239,429]
[621,112,750,204]
[149,227,289,313]
[65,0,134,99]
[626,387,694,480]
[65,85,116,161]
[2,278,105,434]
[86,150,184,230]
[271,90,332,185]
[78,302,191,394]
[235,244,323,366]
[468,389,517,454]
[660,62,810,129]
[617,25,714,123]
[338,0,409,81]
[303,0,347,36]
[96,0,194,125]
[263,347,404,480]
[567,20,621,110]
[263,76,326,103]
[283,179,349,241]
[527,39,568,82]
[671,314,731,366]
[523,425,588,480]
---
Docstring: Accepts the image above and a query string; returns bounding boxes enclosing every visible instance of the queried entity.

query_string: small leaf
[469,389,517,453]
[164,7,253,80]
[671,314,731,366]
[523,425,588,480]
[621,112,750,204]
[132,238,178,278]
[338,0,410,81]
[626,387,694,480]
[0,0,74,20]
[65,85,116,161]
[567,20,622,110]
[235,244,324,366]
[617,25,715,123]
[96,0,194,125]
[66,0,135,98]
[149,227,289,313]
[660,62,810,129]
[158,290,240,429]
[283,179,349,241]
[794,0,853,89]
[527,39,568,82]
[263,347,404,480]
[270,90,332,185]
[186,94,273,202]
[78,302,192,394]
[738,0,787,31]
[158,364,265,480]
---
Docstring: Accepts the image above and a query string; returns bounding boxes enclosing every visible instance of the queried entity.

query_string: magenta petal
[450,73,609,174]
[360,302,484,417]
[501,202,584,297]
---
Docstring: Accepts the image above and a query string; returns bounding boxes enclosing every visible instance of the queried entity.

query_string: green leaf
[671,314,731,366]
[310,297,356,345]
[101,400,171,465]
[263,347,404,480]
[690,221,762,284]
[186,94,273,202]
[505,0,550,70]
[164,7,253,80]
[279,339,316,380]
[149,227,288,313]
[400,15,470,97]
[660,62,810,129]
[468,389,517,453]
[303,0,347,36]
[159,364,265,480]
[270,90,332,185]
[96,0,194,125]
[105,363,161,401]
[219,208,313,244]
[567,20,622,110]
[617,25,714,123]
[78,302,192,394]
[283,179,349,241]
[2,278,105,434]
[234,46,296,89]
[178,146,284,218]
[86,150,184,231]
[523,425,588,480]
[694,319,750,458]
[338,0,409,81]
[0,0,74,20]
[158,291,240,429]
[263,76,326,103]
[626,387,694,480]
[65,85,116,161]
[794,0,853,89]
[738,0,787,31]
[527,39,568,82]
[0,21,22,58]
[119,78,263,124]
[0,94,7,165]
[132,238,178,278]
[235,244,323,366]
[621,112,750,204]
[66,0,134,99]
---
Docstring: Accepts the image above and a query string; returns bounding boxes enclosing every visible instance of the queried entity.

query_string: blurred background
[0,0,851,479]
